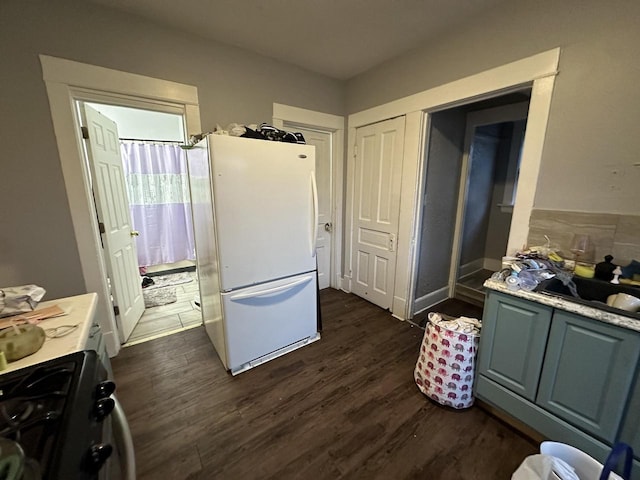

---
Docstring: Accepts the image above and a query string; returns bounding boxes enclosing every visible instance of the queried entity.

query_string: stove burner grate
[0,362,77,479]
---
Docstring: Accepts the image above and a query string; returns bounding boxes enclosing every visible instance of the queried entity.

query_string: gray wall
[0,0,343,299]
[346,0,640,215]
[459,125,500,267]
[415,110,466,298]
[484,122,523,263]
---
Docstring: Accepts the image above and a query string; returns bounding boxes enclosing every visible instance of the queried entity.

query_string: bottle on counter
[594,255,616,281]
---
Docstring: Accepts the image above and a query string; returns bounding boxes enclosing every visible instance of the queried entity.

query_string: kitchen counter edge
[484,279,640,333]
[0,293,98,375]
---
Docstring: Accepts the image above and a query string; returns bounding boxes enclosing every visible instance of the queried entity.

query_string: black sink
[535,276,640,320]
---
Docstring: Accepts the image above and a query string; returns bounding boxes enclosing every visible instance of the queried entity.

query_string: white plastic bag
[512,454,579,480]
[0,285,46,318]
[539,442,625,480]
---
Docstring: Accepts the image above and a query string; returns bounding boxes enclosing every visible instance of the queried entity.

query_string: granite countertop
[484,279,640,333]
[0,293,98,374]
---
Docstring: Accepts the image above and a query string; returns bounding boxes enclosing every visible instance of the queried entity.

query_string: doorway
[273,103,345,291]
[41,55,203,357]
[286,126,333,289]
[80,102,203,345]
[451,102,529,305]
[413,92,531,315]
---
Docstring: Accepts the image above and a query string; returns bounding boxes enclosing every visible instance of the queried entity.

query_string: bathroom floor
[125,269,202,346]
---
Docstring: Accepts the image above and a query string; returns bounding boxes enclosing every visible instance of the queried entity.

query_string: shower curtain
[121,141,196,268]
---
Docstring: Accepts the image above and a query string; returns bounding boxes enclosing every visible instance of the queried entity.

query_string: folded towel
[428,312,481,335]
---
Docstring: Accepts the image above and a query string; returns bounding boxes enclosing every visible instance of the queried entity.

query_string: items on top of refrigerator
[212,123,306,144]
[184,123,306,150]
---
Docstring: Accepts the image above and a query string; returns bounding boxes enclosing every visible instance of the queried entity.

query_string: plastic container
[539,442,624,480]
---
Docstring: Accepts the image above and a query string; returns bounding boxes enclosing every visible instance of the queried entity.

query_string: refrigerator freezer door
[210,136,317,291]
[221,272,318,373]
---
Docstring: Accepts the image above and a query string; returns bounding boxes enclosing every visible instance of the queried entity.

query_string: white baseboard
[392,295,406,320]
[413,286,450,316]
[340,275,352,293]
[104,330,119,357]
[459,258,484,278]
[460,257,502,278]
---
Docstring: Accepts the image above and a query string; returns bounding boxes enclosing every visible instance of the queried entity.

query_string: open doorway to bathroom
[412,90,531,321]
[81,102,202,346]
[452,103,529,305]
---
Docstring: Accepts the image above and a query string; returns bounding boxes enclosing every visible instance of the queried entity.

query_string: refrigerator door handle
[311,171,319,257]
[229,276,313,301]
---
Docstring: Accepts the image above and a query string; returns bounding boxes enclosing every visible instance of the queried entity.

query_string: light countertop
[0,293,98,375]
[484,279,640,333]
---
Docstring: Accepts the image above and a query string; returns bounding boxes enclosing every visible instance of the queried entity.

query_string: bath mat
[143,286,177,307]
[143,272,193,291]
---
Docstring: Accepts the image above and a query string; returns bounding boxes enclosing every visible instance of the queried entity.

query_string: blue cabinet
[619,372,640,466]
[479,292,552,401]
[536,310,640,443]
[477,290,640,476]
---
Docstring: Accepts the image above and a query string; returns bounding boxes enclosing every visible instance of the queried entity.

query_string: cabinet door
[537,310,640,443]
[619,372,640,461]
[478,292,552,401]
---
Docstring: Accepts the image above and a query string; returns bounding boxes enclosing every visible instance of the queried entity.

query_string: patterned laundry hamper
[414,312,481,409]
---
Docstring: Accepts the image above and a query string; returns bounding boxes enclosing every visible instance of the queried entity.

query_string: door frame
[346,48,560,320]
[40,55,202,356]
[448,101,530,297]
[272,103,345,289]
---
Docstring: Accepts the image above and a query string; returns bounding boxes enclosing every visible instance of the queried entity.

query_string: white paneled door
[83,105,144,343]
[352,116,405,309]
[296,127,333,289]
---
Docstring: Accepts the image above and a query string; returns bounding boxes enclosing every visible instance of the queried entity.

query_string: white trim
[340,275,352,293]
[40,55,198,105]
[393,110,426,319]
[40,55,202,357]
[272,103,345,290]
[413,286,450,316]
[459,259,485,279]
[507,75,555,254]
[273,104,344,130]
[348,49,559,127]
[448,102,529,297]
[346,48,559,320]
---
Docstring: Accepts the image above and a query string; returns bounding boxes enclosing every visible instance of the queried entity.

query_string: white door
[352,117,405,309]
[83,105,144,342]
[295,127,332,289]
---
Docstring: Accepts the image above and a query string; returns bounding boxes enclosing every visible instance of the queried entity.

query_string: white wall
[346,0,640,216]
[0,0,343,299]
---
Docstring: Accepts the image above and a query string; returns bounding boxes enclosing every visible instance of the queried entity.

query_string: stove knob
[94,397,115,422]
[88,443,113,471]
[96,380,116,399]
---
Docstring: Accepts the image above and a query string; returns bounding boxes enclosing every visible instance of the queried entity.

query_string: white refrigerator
[187,135,320,375]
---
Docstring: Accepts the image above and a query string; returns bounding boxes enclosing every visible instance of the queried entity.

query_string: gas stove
[0,350,118,480]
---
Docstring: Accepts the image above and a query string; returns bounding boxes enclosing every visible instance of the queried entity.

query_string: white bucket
[539,442,624,480]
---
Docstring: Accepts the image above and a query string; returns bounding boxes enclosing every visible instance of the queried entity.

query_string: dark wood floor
[112,289,536,479]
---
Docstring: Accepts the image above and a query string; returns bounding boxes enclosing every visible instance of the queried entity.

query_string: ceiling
[88,0,508,80]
